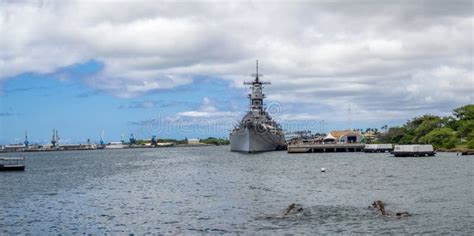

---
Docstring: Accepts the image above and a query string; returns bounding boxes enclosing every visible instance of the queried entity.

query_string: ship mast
[244,60,270,112]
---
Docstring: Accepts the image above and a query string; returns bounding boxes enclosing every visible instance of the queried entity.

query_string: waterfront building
[323,130,363,144]
[3,144,26,152]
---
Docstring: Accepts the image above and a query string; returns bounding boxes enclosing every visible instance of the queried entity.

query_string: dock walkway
[288,143,365,153]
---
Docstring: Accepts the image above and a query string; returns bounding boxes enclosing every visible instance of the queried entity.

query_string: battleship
[230,61,286,153]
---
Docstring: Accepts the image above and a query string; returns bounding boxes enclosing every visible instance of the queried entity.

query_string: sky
[0,0,473,144]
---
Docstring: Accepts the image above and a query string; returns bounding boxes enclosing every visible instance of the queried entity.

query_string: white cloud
[177,97,236,118]
[0,0,472,119]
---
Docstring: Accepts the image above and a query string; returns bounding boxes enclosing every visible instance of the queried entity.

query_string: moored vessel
[391,144,435,157]
[230,61,286,153]
[0,157,25,171]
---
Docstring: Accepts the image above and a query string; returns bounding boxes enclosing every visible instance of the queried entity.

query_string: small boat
[0,157,25,171]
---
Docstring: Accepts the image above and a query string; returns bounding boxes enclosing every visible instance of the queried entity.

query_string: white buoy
[321,167,326,173]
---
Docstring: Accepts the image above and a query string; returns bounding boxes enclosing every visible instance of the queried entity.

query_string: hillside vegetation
[377,104,474,149]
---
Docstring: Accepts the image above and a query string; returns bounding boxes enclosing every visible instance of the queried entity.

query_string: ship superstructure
[230,61,286,152]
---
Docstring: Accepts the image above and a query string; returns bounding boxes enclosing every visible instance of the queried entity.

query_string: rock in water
[372,200,386,215]
[371,200,410,218]
[284,203,304,215]
[395,211,411,217]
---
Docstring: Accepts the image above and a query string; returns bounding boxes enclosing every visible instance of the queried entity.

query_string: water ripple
[0,147,471,234]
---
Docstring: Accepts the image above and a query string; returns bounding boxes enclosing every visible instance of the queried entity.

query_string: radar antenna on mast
[245,60,270,85]
[251,60,263,82]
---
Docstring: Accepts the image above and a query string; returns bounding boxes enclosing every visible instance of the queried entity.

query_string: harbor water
[1,146,472,234]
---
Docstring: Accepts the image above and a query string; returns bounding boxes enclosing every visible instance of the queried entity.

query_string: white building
[187,139,200,144]
[323,130,363,143]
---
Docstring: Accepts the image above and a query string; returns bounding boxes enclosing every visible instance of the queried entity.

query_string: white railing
[0,157,25,166]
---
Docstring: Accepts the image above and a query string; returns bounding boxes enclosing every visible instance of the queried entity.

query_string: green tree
[399,133,415,144]
[373,104,472,149]
[467,140,474,149]
[420,128,456,149]
[457,120,474,140]
[402,115,446,143]
[201,137,230,145]
[377,127,405,143]
[453,104,474,121]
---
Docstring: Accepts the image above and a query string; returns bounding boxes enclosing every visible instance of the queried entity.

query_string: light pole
[319,120,325,135]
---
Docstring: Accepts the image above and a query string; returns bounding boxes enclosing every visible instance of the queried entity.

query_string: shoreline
[2,144,473,155]
[435,148,474,153]
[0,143,229,154]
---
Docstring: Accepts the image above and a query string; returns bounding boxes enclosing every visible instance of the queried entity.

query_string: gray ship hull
[230,126,285,153]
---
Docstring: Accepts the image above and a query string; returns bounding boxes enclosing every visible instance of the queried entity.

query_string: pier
[288,143,365,153]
